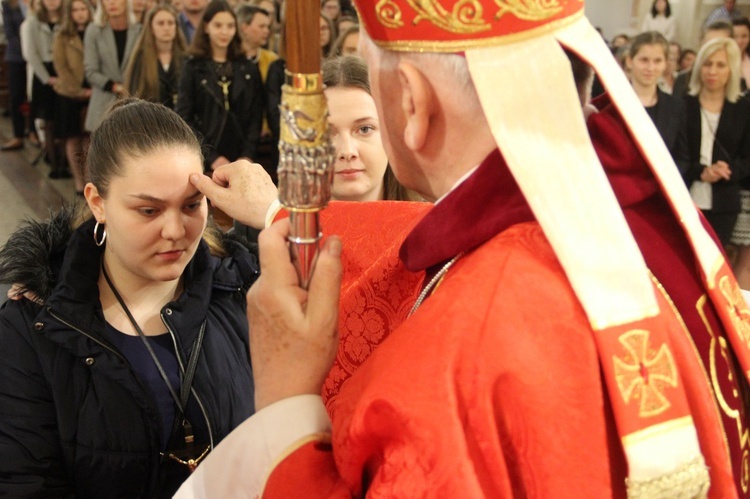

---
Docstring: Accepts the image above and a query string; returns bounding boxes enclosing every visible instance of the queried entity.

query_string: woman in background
[640,0,676,41]
[177,0,263,172]
[23,0,63,176]
[732,17,750,91]
[625,31,687,163]
[681,37,750,256]
[319,12,334,59]
[329,24,358,57]
[124,4,186,108]
[52,0,92,194]
[1,0,28,150]
[83,0,141,131]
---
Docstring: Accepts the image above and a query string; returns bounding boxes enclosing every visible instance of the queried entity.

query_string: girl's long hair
[124,4,186,101]
[57,0,92,38]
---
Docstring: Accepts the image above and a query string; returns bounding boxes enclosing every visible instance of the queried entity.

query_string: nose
[335,133,357,161]
[161,210,186,241]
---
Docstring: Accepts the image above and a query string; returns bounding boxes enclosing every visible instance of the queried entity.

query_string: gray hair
[359,29,482,113]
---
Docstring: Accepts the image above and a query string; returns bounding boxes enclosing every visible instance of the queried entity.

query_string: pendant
[218,80,232,111]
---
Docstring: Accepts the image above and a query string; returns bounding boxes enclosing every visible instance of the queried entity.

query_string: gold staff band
[277,70,336,210]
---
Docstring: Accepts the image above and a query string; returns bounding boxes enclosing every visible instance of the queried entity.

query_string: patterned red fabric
[319,201,428,416]
[264,104,746,497]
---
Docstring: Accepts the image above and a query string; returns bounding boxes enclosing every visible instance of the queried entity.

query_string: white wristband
[264,199,283,229]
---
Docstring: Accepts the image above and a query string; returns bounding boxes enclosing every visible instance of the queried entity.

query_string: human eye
[184,199,204,212]
[138,207,159,217]
[357,124,376,135]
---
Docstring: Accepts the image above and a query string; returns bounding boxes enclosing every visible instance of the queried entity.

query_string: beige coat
[53,31,87,99]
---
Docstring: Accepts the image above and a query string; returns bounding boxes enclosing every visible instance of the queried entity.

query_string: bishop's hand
[189,160,278,229]
[247,219,343,410]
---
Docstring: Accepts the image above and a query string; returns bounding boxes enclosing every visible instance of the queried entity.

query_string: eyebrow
[352,117,378,125]
[129,190,203,203]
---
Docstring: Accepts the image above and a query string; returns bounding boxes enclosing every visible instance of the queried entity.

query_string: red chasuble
[264,102,748,497]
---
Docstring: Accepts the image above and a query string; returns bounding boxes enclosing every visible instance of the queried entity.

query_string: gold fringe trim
[625,457,710,499]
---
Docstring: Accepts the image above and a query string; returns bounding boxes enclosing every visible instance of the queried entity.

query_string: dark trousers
[7,61,27,139]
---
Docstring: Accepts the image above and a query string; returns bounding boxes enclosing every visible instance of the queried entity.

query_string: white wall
[585,0,634,42]
[585,0,750,49]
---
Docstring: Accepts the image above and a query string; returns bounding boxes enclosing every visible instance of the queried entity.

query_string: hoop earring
[94,221,107,247]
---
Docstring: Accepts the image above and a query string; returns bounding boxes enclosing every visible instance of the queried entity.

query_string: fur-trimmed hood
[0,204,82,301]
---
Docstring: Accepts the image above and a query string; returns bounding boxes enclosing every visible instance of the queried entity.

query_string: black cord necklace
[102,264,209,471]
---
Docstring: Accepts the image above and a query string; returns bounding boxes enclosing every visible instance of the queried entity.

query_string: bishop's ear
[397,61,434,152]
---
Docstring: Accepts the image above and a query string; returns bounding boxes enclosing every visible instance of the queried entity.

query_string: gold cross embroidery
[719,276,750,349]
[613,329,678,418]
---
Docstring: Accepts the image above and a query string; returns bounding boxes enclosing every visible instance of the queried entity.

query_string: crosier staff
[277,0,335,288]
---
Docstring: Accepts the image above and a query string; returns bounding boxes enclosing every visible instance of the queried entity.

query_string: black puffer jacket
[0,209,259,498]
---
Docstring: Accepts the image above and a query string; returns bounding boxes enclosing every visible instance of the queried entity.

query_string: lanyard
[102,264,206,455]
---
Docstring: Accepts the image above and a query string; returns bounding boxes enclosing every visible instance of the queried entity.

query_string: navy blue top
[105,325,180,450]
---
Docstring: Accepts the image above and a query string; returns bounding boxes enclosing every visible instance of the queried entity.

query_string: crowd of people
[0,0,361,190]
[2,0,750,496]
[606,0,750,289]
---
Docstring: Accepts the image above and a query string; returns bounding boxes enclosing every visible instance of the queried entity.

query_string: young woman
[732,17,750,91]
[625,31,688,163]
[124,4,187,108]
[322,55,417,202]
[321,0,340,23]
[640,0,676,41]
[319,12,334,59]
[330,24,358,57]
[236,55,418,240]
[23,0,63,176]
[680,48,697,72]
[177,0,263,172]
[53,0,93,195]
[1,0,28,151]
[0,99,257,498]
[681,37,750,253]
[83,0,141,131]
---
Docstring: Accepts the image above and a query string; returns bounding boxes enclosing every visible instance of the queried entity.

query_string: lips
[157,250,184,261]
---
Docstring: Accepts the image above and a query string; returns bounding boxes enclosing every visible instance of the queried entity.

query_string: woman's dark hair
[322,56,420,201]
[628,31,669,59]
[189,0,242,60]
[679,48,696,67]
[87,98,227,254]
[320,13,335,58]
[87,98,202,197]
[733,17,750,56]
[651,0,671,18]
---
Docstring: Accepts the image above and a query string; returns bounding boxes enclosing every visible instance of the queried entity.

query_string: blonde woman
[83,0,141,131]
[682,37,750,254]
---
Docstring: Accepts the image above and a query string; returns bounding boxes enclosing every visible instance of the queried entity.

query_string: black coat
[648,88,689,165]
[177,56,263,170]
[682,95,750,213]
[0,211,259,498]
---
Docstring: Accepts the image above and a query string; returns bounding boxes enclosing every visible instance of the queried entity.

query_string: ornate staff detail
[278,0,336,288]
